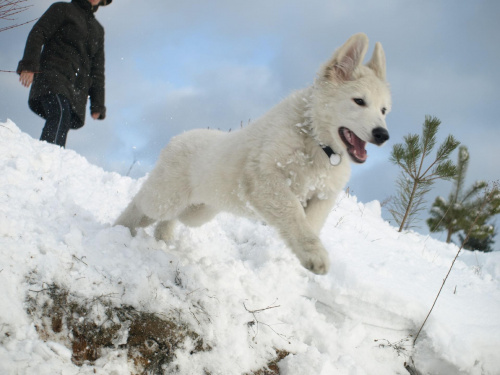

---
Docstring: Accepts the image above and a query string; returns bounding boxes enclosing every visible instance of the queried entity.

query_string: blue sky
[1,0,499,245]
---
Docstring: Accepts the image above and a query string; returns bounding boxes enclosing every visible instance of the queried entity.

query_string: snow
[1,119,499,375]
[459,147,469,163]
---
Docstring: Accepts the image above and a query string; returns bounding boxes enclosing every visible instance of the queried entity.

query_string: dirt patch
[26,283,291,374]
[248,349,291,375]
[26,283,208,374]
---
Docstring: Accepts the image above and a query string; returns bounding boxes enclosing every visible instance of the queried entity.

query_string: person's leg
[40,94,72,147]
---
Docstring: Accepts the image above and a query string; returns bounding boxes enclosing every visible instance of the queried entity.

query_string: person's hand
[91,112,100,120]
[19,71,34,88]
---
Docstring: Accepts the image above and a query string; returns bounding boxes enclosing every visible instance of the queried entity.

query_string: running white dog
[115,33,391,274]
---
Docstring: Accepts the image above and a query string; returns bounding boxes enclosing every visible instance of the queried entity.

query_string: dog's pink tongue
[352,134,367,160]
[344,128,367,162]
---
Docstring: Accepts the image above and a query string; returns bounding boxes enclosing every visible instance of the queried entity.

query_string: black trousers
[40,94,78,147]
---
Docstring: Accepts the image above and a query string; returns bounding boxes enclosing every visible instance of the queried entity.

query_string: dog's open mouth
[339,127,367,163]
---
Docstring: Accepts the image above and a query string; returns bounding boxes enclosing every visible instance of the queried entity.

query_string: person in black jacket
[17,0,112,147]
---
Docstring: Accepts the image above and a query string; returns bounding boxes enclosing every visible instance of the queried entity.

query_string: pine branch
[390,115,459,232]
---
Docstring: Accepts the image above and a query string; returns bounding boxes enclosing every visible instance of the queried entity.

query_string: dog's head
[310,33,391,164]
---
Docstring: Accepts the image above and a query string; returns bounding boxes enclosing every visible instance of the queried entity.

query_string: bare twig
[0,0,37,32]
[244,300,281,315]
[244,300,290,342]
[375,337,412,357]
[125,148,138,176]
[0,18,36,32]
[72,254,88,266]
[413,186,497,344]
[174,263,182,287]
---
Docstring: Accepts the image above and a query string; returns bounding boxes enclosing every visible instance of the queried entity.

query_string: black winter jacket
[17,0,111,127]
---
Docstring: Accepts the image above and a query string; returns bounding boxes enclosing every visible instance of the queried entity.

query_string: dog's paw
[296,245,330,275]
[154,220,176,243]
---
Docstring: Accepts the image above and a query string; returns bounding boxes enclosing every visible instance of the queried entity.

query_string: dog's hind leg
[154,220,176,242]
[114,201,155,236]
[178,204,218,227]
[154,205,218,243]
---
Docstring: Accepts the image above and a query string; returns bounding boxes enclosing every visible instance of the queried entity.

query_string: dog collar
[322,146,341,166]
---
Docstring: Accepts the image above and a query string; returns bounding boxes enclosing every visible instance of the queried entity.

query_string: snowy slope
[1,119,499,375]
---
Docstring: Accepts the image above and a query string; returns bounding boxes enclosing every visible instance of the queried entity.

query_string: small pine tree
[427,146,485,242]
[389,115,460,232]
[427,146,500,249]
[458,227,496,253]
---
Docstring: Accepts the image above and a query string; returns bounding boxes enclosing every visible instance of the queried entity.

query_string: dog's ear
[366,42,386,81]
[323,33,369,81]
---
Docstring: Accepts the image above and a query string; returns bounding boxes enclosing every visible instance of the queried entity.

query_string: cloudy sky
[1,0,499,242]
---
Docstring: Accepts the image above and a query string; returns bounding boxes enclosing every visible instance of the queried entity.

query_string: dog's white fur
[115,33,391,274]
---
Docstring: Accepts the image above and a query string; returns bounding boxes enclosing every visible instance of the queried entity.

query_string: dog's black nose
[372,127,389,145]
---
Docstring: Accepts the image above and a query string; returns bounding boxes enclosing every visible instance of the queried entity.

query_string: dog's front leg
[247,178,330,274]
[304,196,336,236]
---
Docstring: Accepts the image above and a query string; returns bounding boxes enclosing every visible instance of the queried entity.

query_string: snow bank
[1,119,499,374]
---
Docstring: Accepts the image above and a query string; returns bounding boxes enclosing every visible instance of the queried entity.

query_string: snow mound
[1,119,499,374]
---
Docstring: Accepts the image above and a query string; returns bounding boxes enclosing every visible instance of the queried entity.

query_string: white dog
[115,33,391,274]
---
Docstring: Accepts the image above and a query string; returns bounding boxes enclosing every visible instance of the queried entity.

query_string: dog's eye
[353,98,366,106]
[381,107,387,115]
